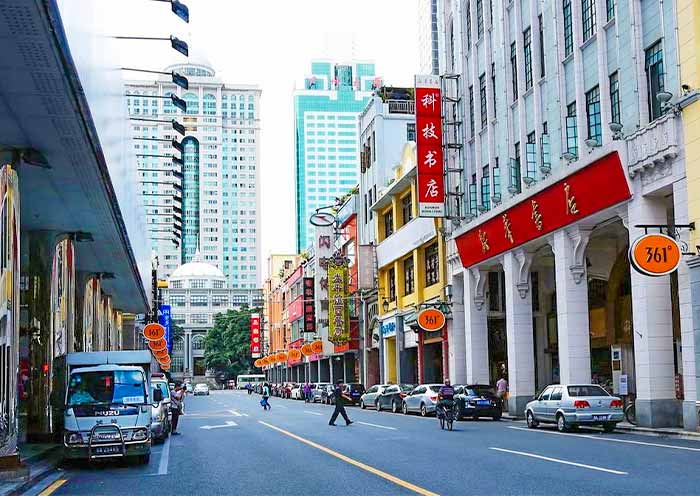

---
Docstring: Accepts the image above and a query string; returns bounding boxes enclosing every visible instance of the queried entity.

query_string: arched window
[203,94,216,115]
[173,337,185,353]
[192,334,205,351]
[183,93,199,115]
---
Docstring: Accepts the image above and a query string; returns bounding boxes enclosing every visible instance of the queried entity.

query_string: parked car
[359,384,389,409]
[279,383,293,399]
[377,384,414,413]
[454,384,502,420]
[151,378,171,443]
[312,383,331,403]
[402,384,443,416]
[343,383,365,406]
[320,384,336,404]
[226,380,236,390]
[185,382,194,393]
[525,384,624,432]
[290,384,304,400]
[194,383,210,396]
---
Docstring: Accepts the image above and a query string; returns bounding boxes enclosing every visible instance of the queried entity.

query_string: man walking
[328,380,353,426]
[261,382,271,410]
[170,382,184,435]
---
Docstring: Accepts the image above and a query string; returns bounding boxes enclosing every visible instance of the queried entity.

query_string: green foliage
[203,306,260,379]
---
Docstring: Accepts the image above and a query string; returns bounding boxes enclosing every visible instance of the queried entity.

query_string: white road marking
[489,447,627,475]
[507,426,700,452]
[228,409,248,417]
[304,411,323,416]
[158,436,170,475]
[357,421,397,431]
[200,421,238,430]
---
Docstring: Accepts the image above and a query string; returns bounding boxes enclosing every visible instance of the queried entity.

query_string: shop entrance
[384,336,397,383]
[193,357,206,376]
[422,338,443,383]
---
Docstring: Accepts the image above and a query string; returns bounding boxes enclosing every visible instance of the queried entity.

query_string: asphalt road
[26,390,700,495]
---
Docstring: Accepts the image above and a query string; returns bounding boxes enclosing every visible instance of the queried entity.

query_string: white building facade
[126,60,261,289]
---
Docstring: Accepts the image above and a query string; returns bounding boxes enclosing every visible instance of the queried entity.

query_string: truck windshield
[68,370,146,406]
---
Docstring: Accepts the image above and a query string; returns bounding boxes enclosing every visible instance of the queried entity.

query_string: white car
[194,383,210,396]
[290,384,304,400]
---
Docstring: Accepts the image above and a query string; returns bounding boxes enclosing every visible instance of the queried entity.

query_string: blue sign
[159,305,172,353]
[380,318,396,338]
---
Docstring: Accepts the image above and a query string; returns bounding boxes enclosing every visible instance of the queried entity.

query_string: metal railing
[386,100,415,114]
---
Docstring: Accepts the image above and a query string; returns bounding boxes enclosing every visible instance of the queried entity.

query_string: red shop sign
[415,75,444,218]
[250,313,261,358]
[454,152,631,268]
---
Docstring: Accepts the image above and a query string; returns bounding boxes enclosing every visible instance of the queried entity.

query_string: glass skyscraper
[126,60,261,289]
[294,60,378,252]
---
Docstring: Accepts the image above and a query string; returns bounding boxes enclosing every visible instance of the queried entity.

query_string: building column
[447,270,466,383]
[417,328,425,384]
[551,227,592,384]
[627,196,681,427]
[503,251,536,416]
[464,268,490,384]
[689,257,700,431]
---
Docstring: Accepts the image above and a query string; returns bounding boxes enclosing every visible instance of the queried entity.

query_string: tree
[203,306,260,380]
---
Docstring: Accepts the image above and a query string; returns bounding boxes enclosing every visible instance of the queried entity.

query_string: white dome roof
[169,250,224,280]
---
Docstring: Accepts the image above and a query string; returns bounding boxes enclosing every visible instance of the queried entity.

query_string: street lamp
[130,117,186,137]
[148,0,190,23]
[382,298,390,313]
[121,68,190,90]
[125,93,187,113]
[115,35,189,57]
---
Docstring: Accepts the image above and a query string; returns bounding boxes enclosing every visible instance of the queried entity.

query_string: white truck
[60,351,158,464]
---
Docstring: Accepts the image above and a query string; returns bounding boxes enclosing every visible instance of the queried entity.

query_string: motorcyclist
[437,380,455,418]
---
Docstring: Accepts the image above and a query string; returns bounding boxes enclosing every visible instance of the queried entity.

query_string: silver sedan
[359,384,388,409]
[402,384,443,417]
[525,384,624,432]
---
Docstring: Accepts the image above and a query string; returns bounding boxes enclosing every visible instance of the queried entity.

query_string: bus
[235,374,265,389]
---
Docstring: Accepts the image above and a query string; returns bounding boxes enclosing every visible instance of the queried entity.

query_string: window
[173,338,184,353]
[539,387,553,401]
[425,243,440,286]
[566,102,578,156]
[481,166,490,210]
[582,0,597,41]
[523,28,533,90]
[192,334,205,350]
[465,0,472,46]
[190,295,208,306]
[406,122,416,141]
[404,256,415,295]
[586,86,602,144]
[213,280,224,289]
[538,15,545,78]
[190,279,206,289]
[606,0,614,20]
[479,73,487,128]
[476,0,484,38]
[212,295,229,307]
[563,0,573,57]
[645,41,665,121]
[550,387,563,401]
[383,210,394,238]
[609,71,621,125]
[469,86,475,136]
[171,280,182,289]
[469,175,478,215]
[511,143,522,194]
[388,267,396,301]
[510,42,518,100]
[401,194,413,225]
[170,296,185,306]
[491,63,496,114]
[190,314,208,324]
[492,161,501,199]
[526,132,537,180]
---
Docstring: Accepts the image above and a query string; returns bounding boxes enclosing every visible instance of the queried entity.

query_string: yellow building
[372,143,448,384]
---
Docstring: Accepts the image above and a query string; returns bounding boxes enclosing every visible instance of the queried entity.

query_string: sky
[113,0,422,276]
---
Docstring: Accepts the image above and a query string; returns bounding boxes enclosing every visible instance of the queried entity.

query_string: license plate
[477,400,490,406]
[592,415,608,422]
[94,445,121,456]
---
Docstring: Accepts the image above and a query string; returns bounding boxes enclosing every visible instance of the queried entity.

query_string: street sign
[250,313,261,358]
[158,305,172,353]
[143,323,166,341]
[415,74,445,218]
[417,308,446,332]
[148,337,167,352]
[311,340,323,354]
[629,233,681,276]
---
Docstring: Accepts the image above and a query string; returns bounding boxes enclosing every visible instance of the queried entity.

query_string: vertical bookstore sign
[327,260,350,345]
[415,74,444,217]
[303,277,316,333]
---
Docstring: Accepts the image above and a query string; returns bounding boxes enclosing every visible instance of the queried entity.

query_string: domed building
[162,251,263,380]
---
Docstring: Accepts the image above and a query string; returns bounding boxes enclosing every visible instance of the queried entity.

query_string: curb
[2,449,62,496]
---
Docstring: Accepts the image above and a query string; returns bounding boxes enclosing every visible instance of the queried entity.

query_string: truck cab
[62,351,155,464]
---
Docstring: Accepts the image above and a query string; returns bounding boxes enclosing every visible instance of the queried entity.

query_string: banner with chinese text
[327,261,350,345]
[250,313,261,358]
[415,74,444,217]
[303,277,316,333]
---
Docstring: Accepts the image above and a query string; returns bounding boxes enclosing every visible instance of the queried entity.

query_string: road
[26,390,700,495]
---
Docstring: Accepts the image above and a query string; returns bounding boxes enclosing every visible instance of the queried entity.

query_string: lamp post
[114,35,189,57]
[130,117,186,136]
[121,68,189,90]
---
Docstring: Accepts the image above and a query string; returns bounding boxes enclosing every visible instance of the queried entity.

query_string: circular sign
[288,349,302,361]
[143,323,165,341]
[277,352,288,362]
[630,233,681,276]
[157,355,171,366]
[259,357,268,366]
[153,348,169,359]
[160,363,171,370]
[301,344,314,356]
[309,212,335,227]
[311,340,323,354]
[417,308,446,332]
[148,338,167,352]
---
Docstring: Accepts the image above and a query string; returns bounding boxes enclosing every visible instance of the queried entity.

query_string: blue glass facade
[182,137,200,262]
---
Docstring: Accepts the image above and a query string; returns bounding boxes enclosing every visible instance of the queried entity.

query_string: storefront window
[404,257,415,295]
[425,243,439,287]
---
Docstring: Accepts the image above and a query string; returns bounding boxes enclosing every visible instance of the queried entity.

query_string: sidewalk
[502,413,700,440]
[0,444,62,496]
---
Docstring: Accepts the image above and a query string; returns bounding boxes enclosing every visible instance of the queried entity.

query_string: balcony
[386,100,415,115]
[626,112,681,190]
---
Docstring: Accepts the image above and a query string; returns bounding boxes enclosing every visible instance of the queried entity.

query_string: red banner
[303,277,315,334]
[250,313,261,358]
[415,75,444,217]
[454,152,631,268]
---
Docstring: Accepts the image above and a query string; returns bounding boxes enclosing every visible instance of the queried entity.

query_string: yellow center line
[258,421,439,496]
[38,479,68,496]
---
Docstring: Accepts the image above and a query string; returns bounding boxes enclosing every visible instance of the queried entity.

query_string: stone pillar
[464,268,490,383]
[692,259,700,431]
[417,327,425,384]
[447,271,466,383]
[627,196,681,427]
[503,251,536,416]
[552,227,592,384]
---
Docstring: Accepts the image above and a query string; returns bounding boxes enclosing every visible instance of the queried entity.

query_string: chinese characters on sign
[415,74,445,217]
[303,277,315,333]
[158,304,172,353]
[327,260,350,345]
[249,313,261,358]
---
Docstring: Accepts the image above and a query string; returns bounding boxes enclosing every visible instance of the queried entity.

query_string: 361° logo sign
[629,233,681,276]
